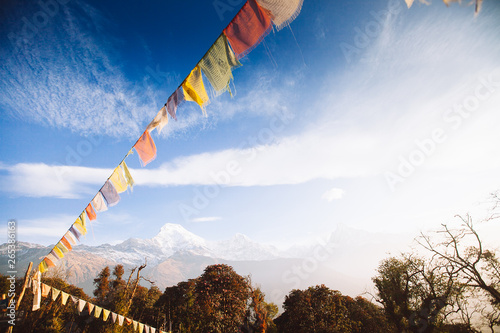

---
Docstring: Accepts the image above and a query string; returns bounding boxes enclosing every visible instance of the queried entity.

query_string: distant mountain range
[0,223,413,306]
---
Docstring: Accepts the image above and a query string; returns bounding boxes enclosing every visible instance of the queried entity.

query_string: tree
[195,264,251,333]
[274,285,385,333]
[244,286,278,333]
[419,215,500,305]
[93,266,111,302]
[373,254,458,333]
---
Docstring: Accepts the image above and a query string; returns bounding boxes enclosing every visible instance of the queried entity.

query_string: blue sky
[1,0,500,250]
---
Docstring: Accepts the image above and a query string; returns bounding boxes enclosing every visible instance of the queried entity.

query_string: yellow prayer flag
[120,161,134,190]
[60,292,69,305]
[38,262,47,273]
[182,65,209,114]
[74,217,87,236]
[51,288,61,301]
[52,246,64,259]
[56,242,69,254]
[110,166,128,193]
[94,306,102,318]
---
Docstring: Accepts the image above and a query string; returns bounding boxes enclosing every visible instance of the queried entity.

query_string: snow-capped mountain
[77,223,281,265]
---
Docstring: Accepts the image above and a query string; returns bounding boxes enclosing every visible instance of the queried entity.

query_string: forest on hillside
[1,203,500,333]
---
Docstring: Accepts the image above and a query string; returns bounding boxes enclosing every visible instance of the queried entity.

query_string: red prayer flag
[85,203,97,221]
[224,0,272,59]
[134,130,157,166]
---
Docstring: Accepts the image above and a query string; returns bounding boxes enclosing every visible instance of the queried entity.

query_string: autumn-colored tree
[275,285,359,333]
[196,264,251,333]
[244,286,279,333]
[94,266,111,302]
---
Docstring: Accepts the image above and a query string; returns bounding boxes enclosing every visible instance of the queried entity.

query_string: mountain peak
[152,223,207,250]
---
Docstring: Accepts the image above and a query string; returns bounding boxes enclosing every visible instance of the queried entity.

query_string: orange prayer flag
[85,203,96,221]
[134,130,157,166]
[224,0,272,59]
[44,257,56,268]
[60,237,73,251]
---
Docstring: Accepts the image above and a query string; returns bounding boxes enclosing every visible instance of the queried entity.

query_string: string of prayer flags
[110,166,128,193]
[166,87,183,120]
[92,192,108,212]
[85,203,96,221]
[121,161,135,190]
[61,291,69,305]
[200,34,241,95]
[147,106,169,134]
[101,180,121,207]
[224,0,272,59]
[182,65,210,114]
[134,130,157,166]
[256,0,304,30]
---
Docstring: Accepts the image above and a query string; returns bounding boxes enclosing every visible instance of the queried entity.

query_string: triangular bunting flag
[94,306,102,318]
[42,283,51,297]
[125,317,132,325]
[100,180,120,207]
[134,130,157,166]
[77,299,86,313]
[87,303,95,315]
[85,203,97,221]
[51,288,61,301]
[92,192,108,212]
[118,315,124,326]
[102,309,110,321]
[60,291,69,305]
[224,0,272,58]
[138,323,144,333]
[133,321,138,330]
[145,325,150,333]
[150,327,156,333]
[111,312,118,323]
[70,296,78,304]
[110,166,128,193]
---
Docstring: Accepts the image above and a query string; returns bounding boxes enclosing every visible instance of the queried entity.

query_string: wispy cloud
[190,216,222,223]
[322,188,345,202]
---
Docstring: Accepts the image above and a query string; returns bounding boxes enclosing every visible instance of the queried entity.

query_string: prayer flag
[88,303,95,315]
[120,161,134,190]
[111,312,118,323]
[200,34,241,95]
[44,256,56,268]
[100,180,120,207]
[51,288,60,301]
[118,315,124,326]
[60,237,72,251]
[80,212,87,231]
[32,271,41,311]
[134,130,157,166]
[85,203,97,221]
[125,318,132,325]
[60,291,69,305]
[56,242,69,254]
[133,321,138,330]
[182,65,210,113]
[256,0,304,30]
[151,327,156,333]
[92,192,108,212]
[73,216,87,236]
[139,323,144,333]
[224,0,272,58]
[52,246,64,259]
[147,106,169,134]
[37,262,47,274]
[145,325,150,333]
[77,299,86,313]
[64,231,77,245]
[69,226,81,241]
[94,306,102,318]
[41,283,51,298]
[166,87,184,120]
[103,309,110,321]
[110,166,128,193]
[70,296,78,304]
